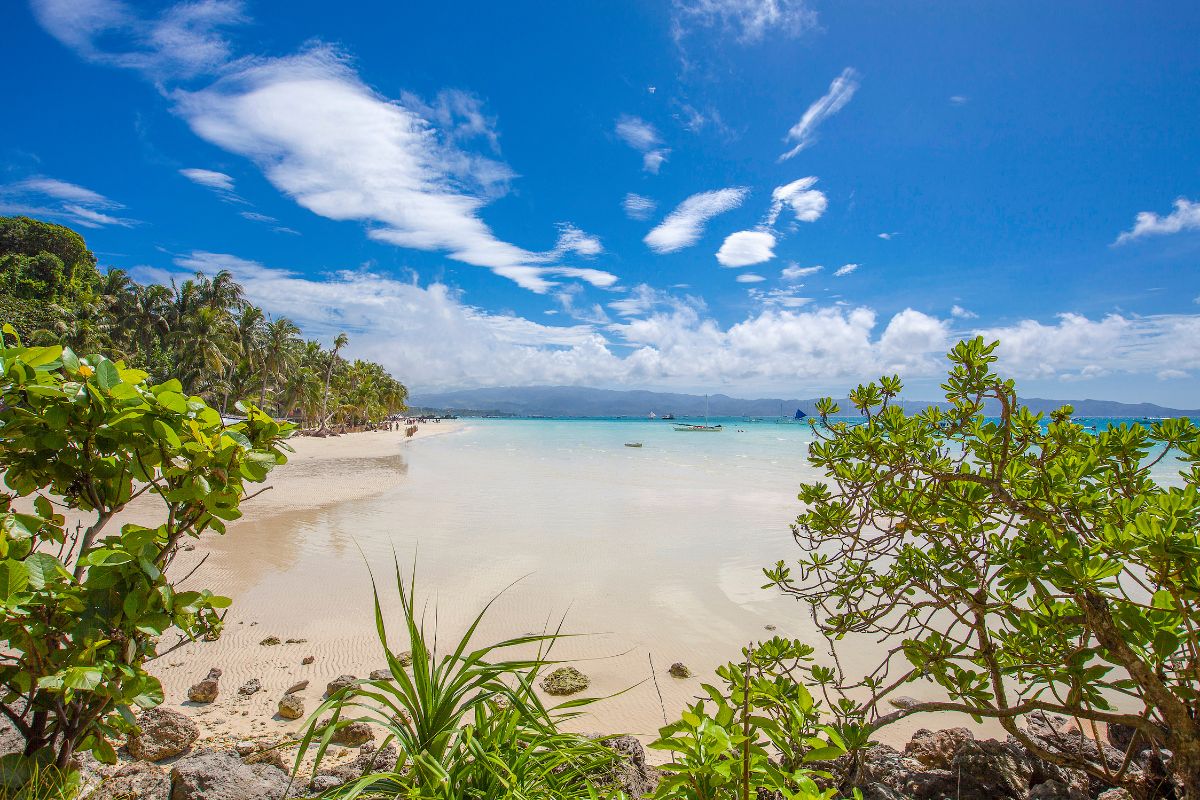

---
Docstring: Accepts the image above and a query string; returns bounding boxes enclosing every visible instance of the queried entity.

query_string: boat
[794,409,806,420]
[662,413,675,420]
[624,442,643,447]
[648,412,657,419]
[674,395,722,432]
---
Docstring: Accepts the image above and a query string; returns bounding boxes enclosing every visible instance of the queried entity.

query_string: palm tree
[258,317,302,410]
[318,332,348,432]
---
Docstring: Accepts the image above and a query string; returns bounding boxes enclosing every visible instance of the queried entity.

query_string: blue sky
[3,1,1199,405]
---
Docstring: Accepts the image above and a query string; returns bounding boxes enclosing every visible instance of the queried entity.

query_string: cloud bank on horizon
[11,0,1200,401]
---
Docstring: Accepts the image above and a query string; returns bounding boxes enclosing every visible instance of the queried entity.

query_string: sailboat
[674,395,723,431]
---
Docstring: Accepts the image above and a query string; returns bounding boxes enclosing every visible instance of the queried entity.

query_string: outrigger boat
[674,395,722,432]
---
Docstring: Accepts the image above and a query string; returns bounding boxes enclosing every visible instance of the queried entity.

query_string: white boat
[674,395,722,432]
[625,441,643,447]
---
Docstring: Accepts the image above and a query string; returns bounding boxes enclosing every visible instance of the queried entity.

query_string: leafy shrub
[0,327,292,774]
[765,337,1200,795]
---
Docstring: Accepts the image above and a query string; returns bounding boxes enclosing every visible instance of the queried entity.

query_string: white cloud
[399,88,501,151]
[31,0,245,80]
[549,223,603,258]
[171,46,614,293]
[735,273,765,283]
[716,230,776,267]
[878,231,899,240]
[615,115,669,174]
[833,263,859,277]
[179,167,234,191]
[977,313,1200,381]
[0,175,134,228]
[765,176,827,224]
[138,251,1200,392]
[949,95,968,105]
[1114,198,1200,244]
[748,287,812,308]
[645,188,749,253]
[240,210,275,223]
[781,263,822,280]
[950,304,977,319]
[672,0,818,43]
[1158,369,1188,380]
[780,68,860,161]
[623,193,657,221]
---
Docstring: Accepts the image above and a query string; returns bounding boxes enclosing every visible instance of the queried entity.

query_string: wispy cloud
[877,231,899,240]
[31,0,246,80]
[716,230,776,267]
[1114,197,1200,244]
[0,175,136,228]
[748,286,813,308]
[735,273,765,283]
[172,46,614,293]
[950,305,977,319]
[623,193,657,221]
[644,188,749,253]
[779,68,860,161]
[781,263,821,280]
[672,0,818,43]
[179,167,234,192]
[833,263,859,277]
[615,115,670,174]
[949,95,969,106]
[765,176,827,224]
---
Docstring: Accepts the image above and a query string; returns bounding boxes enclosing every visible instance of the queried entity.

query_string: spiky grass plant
[294,562,622,799]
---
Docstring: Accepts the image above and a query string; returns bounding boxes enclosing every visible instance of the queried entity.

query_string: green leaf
[0,560,29,600]
[95,359,121,391]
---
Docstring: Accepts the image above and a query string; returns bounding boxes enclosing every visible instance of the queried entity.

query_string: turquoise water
[192,416,1191,740]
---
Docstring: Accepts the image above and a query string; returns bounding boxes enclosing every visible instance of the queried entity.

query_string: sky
[3,0,1199,405]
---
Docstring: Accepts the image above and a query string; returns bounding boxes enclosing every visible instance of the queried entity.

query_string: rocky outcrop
[237,678,262,697]
[277,694,304,720]
[186,668,221,704]
[315,718,375,747]
[668,662,692,678]
[308,742,398,791]
[89,761,171,800]
[540,666,589,696]
[169,748,289,800]
[599,735,660,798]
[127,707,200,762]
[325,674,357,698]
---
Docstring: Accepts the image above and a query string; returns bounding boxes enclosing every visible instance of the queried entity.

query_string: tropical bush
[0,215,407,427]
[296,566,620,799]
[765,337,1200,796]
[650,637,849,800]
[0,329,292,775]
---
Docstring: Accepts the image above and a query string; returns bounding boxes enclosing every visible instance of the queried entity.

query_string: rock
[1029,779,1076,800]
[316,719,374,747]
[277,694,305,721]
[309,742,398,790]
[89,761,170,800]
[951,738,1034,800]
[600,735,660,798]
[187,668,222,704]
[887,696,921,710]
[284,680,308,695]
[284,638,307,644]
[259,636,281,646]
[396,651,413,667]
[667,662,692,678]
[764,624,777,631]
[325,674,357,698]
[1106,721,1166,755]
[309,774,344,793]
[368,669,393,681]
[234,741,256,756]
[903,727,973,771]
[1026,711,1074,739]
[1096,790,1134,800]
[540,666,589,696]
[127,707,200,762]
[301,656,314,665]
[169,748,289,800]
[237,678,262,696]
[242,744,289,772]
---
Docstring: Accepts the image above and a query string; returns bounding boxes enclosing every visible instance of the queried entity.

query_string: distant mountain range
[409,386,1199,419]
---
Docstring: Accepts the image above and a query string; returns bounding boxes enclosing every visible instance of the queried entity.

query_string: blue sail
[794,409,806,419]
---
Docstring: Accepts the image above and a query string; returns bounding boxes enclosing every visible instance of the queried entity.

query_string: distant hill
[408,386,1199,419]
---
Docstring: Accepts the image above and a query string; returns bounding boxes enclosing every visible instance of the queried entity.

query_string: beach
[146,417,1028,756]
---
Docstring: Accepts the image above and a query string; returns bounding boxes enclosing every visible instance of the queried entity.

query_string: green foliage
[295,565,619,799]
[0,218,99,305]
[650,638,850,800]
[0,216,407,423]
[765,336,1200,794]
[0,328,293,771]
